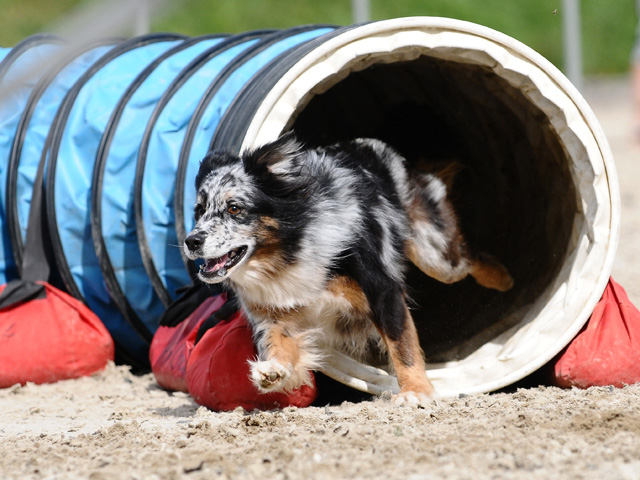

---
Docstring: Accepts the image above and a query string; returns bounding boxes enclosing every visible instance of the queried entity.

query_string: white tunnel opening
[243,18,619,395]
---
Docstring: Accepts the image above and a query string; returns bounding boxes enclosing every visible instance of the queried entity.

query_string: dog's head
[183,132,302,284]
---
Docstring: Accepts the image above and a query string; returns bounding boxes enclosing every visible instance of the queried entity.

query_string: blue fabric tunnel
[0,26,339,368]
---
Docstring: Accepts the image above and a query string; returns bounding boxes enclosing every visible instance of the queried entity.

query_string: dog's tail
[404,165,513,292]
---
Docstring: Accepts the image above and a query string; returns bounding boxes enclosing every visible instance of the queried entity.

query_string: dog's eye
[194,205,205,219]
[227,205,242,216]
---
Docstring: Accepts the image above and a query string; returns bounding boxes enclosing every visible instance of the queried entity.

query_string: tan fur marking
[326,275,370,316]
[245,243,287,276]
[260,216,279,230]
[264,323,301,366]
[254,220,281,245]
[248,303,298,321]
[246,304,317,392]
[377,305,434,396]
[243,220,288,279]
[470,254,514,292]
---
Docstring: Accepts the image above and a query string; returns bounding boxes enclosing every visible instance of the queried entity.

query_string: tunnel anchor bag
[186,309,318,412]
[553,278,640,389]
[150,284,317,410]
[150,283,231,392]
[0,156,114,388]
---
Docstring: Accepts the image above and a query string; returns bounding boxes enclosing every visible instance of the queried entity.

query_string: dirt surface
[1,76,639,480]
[1,364,639,480]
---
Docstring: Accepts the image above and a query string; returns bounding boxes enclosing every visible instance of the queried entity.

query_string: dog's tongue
[205,254,229,273]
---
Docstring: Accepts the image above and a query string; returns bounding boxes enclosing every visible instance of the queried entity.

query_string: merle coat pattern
[183,133,512,404]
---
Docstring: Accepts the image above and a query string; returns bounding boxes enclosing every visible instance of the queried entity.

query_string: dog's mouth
[198,246,248,281]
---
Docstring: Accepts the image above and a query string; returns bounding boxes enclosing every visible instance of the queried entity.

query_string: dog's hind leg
[467,252,514,292]
[407,236,514,292]
[406,173,513,292]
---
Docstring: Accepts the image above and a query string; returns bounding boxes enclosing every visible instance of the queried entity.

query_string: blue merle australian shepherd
[183,132,513,405]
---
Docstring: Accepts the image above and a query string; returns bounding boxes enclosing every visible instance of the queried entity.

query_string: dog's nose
[184,233,204,252]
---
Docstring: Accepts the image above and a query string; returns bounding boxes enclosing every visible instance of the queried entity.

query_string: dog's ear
[196,151,240,189]
[242,131,301,173]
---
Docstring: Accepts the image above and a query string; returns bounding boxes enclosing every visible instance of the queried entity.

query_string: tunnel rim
[240,16,620,396]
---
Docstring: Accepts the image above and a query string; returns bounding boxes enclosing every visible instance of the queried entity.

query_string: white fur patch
[423,174,447,204]
[410,217,471,284]
[372,197,407,283]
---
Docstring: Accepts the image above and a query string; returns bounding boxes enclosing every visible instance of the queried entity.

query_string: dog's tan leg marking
[248,308,316,393]
[265,324,301,368]
[328,276,435,404]
[378,304,434,406]
[251,323,300,391]
[470,253,514,292]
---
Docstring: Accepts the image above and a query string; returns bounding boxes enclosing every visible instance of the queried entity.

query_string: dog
[183,132,513,405]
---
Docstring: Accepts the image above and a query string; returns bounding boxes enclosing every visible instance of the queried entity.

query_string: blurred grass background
[0,0,637,74]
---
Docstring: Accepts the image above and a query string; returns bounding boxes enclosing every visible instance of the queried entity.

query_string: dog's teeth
[230,250,236,258]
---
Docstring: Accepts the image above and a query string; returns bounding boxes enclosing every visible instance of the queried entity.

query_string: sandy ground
[1,76,640,480]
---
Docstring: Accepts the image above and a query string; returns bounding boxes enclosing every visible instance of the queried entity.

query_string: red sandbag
[0,281,115,388]
[150,292,228,392]
[186,311,317,411]
[554,278,640,389]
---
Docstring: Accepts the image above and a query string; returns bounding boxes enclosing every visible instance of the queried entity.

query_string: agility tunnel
[0,17,619,395]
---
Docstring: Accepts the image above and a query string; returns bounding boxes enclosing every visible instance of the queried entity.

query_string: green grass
[0,0,81,46]
[0,0,637,74]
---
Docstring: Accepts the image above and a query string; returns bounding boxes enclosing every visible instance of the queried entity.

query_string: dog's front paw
[249,359,292,393]
[392,390,434,408]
